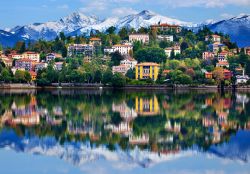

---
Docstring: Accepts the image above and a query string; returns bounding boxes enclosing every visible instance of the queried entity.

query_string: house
[34,63,48,72]
[205,72,213,79]
[205,34,221,43]
[165,46,181,58]
[135,96,159,116]
[112,64,131,75]
[129,134,149,145]
[22,52,40,62]
[129,34,149,44]
[46,53,62,62]
[0,55,13,67]
[236,69,249,84]
[202,51,214,60]
[15,59,35,71]
[112,102,137,122]
[151,23,182,33]
[223,69,232,80]
[29,71,37,81]
[10,52,40,62]
[67,44,94,57]
[217,51,233,62]
[157,35,173,42]
[216,61,229,68]
[54,62,64,71]
[112,44,133,55]
[89,37,102,46]
[135,62,160,81]
[245,47,250,56]
[120,56,138,69]
[208,42,226,53]
[104,47,115,54]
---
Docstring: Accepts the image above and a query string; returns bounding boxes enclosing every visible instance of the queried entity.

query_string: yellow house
[135,96,159,116]
[135,62,160,81]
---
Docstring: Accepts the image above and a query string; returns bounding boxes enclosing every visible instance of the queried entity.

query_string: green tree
[135,47,166,63]
[125,68,135,79]
[111,51,124,66]
[24,71,31,82]
[112,73,126,87]
[15,41,26,53]
[106,26,116,35]
[102,70,113,85]
[94,70,102,83]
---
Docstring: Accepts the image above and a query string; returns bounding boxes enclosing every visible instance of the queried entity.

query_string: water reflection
[0,89,250,172]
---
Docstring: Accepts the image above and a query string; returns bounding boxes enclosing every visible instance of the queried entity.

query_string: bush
[112,73,126,87]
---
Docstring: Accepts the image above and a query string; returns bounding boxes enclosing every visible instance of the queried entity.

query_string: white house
[236,70,249,84]
[157,35,173,42]
[120,57,138,69]
[129,34,149,44]
[112,64,131,75]
[46,53,62,62]
[112,44,133,55]
[205,34,221,43]
[165,46,181,58]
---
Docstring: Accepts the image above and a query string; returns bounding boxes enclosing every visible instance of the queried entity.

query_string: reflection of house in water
[53,106,63,116]
[67,121,95,135]
[236,94,249,110]
[135,96,159,116]
[112,102,137,122]
[105,122,132,136]
[165,120,181,133]
[209,126,221,143]
[129,134,149,145]
[203,116,216,127]
[8,96,40,126]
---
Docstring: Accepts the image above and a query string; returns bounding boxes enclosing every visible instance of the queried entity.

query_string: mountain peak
[138,10,155,16]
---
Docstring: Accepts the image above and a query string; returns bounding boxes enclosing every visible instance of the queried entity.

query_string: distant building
[216,61,229,68]
[236,69,249,84]
[120,56,138,69]
[29,71,37,81]
[202,51,214,60]
[67,44,94,57]
[22,52,40,62]
[112,64,131,75]
[205,72,213,79]
[129,34,149,44]
[46,53,62,62]
[151,23,182,33]
[157,35,174,42]
[135,62,160,81]
[104,44,133,55]
[244,47,250,56]
[54,62,64,71]
[217,51,234,62]
[15,59,35,71]
[89,37,102,46]
[10,51,40,62]
[165,45,181,58]
[208,42,226,53]
[0,55,13,67]
[205,34,221,43]
[35,63,48,72]
[223,69,232,80]
[113,44,133,55]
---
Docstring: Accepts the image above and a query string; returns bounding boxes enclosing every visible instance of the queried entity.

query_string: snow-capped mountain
[206,14,250,47]
[0,11,249,47]
[0,130,193,168]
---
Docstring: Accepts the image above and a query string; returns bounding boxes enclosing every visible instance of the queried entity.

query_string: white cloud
[112,7,138,16]
[158,0,250,8]
[80,0,107,13]
[57,4,69,9]
[220,13,234,19]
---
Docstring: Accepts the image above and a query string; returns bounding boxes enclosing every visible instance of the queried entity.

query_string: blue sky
[1,0,250,29]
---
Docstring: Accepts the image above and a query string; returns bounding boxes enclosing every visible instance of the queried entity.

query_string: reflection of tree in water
[0,90,250,155]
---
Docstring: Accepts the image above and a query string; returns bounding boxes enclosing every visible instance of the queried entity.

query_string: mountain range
[0,10,249,47]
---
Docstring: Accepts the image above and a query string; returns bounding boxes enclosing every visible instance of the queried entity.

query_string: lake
[0,89,250,174]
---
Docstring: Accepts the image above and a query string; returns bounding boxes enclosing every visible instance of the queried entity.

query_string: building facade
[165,46,181,57]
[135,62,160,81]
[129,34,149,44]
[67,44,94,57]
[151,23,182,33]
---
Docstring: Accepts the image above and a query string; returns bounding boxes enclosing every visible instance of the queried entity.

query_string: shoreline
[1,83,250,90]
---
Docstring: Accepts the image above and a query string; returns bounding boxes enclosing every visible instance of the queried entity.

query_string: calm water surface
[0,89,250,174]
